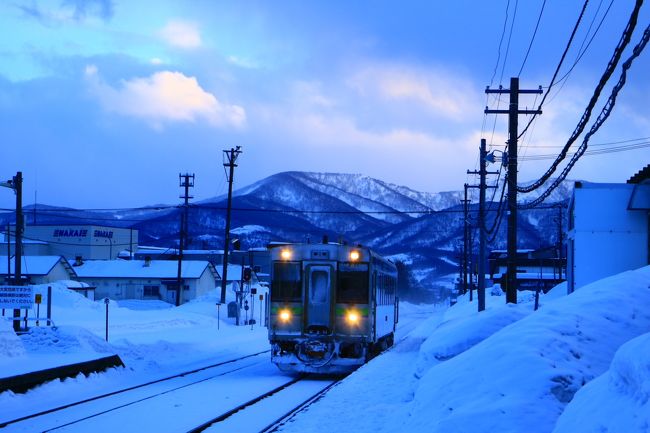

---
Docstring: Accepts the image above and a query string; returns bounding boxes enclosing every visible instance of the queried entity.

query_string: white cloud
[159,20,202,49]
[85,65,245,129]
[347,62,479,121]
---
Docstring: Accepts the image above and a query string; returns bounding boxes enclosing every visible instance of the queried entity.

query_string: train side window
[271,262,302,302]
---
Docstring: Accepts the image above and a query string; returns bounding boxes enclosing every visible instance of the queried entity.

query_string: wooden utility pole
[220,146,242,305]
[486,77,542,304]
[461,185,470,296]
[467,139,498,311]
[176,173,194,307]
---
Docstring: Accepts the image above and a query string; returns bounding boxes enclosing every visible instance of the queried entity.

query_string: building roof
[628,164,650,184]
[70,259,216,280]
[0,255,73,276]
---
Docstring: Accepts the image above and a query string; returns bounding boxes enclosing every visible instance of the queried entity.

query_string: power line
[517,0,591,140]
[520,140,650,160]
[519,23,650,209]
[517,0,644,194]
[517,0,547,77]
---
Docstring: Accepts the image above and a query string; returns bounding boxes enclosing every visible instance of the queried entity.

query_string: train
[266,241,399,374]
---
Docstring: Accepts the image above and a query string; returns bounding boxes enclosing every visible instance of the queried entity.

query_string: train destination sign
[0,285,34,309]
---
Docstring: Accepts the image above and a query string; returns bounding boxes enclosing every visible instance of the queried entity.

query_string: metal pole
[104,298,109,341]
[13,172,23,331]
[47,285,52,326]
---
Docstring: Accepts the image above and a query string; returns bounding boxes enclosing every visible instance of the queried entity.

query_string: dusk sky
[1,0,648,209]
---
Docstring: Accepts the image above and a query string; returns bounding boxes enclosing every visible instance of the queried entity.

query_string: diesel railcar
[267,242,398,374]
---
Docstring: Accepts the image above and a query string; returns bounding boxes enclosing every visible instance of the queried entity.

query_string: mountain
[0,171,574,287]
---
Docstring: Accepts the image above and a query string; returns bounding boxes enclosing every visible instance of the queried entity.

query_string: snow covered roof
[0,255,72,276]
[69,259,216,280]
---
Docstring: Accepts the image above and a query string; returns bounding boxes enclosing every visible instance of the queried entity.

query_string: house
[488,247,565,293]
[567,173,650,293]
[70,259,219,304]
[0,255,77,284]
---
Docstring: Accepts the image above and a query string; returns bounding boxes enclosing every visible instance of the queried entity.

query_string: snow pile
[553,332,650,433]
[0,316,26,359]
[400,266,650,433]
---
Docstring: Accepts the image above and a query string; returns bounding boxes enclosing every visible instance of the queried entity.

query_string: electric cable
[517,0,643,194]
[519,23,650,209]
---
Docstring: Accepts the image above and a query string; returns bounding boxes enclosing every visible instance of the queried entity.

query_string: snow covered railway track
[0,350,271,432]
[191,375,341,433]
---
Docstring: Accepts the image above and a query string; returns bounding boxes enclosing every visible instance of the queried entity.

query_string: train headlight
[346,310,360,325]
[281,249,292,260]
[349,250,360,261]
[279,309,292,323]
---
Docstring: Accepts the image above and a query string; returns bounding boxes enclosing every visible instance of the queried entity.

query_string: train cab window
[271,262,302,302]
[337,263,369,304]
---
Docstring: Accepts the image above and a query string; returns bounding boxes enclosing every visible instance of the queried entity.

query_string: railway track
[191,375,341,433]
[0,351,272,432]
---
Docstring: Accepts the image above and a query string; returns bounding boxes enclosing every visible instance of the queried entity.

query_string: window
[310,270,328,303]
[143,285,160,297]
[337,263,369,304]
[271,262,302,302]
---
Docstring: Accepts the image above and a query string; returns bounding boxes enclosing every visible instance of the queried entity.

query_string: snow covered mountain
[0,171,575,285]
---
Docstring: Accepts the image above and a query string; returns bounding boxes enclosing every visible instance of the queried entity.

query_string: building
[567,175,650,293]
[0,255,77,285]
[134,246,271,283]
[3,224,139,260]
[488,247,565,293]
[70,259,219,304]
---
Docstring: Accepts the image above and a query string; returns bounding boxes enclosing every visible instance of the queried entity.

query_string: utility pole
[1,172,23,331]
[461,185,470,296]
[220,146,242,305]
[485,78,542,304]
[557,204,564,280]
[176,173,194,307]
[467,139,498,311]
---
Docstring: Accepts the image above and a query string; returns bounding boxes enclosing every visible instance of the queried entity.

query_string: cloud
[85,65,245,129]
[347,62,478,121]
[159,20,202,49]
[17,0,114,24]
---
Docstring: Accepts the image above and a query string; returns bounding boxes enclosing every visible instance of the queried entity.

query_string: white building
[3,224,139,260]
[70,259,219,304]
[567,177,649,293]
[0,255,76,284]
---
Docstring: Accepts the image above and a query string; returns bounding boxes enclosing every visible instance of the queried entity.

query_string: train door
[305,264,333,330]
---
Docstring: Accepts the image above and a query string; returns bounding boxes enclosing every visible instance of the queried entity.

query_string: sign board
[0,285,34,309]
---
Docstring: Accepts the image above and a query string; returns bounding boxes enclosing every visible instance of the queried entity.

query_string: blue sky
[1,0,648,209]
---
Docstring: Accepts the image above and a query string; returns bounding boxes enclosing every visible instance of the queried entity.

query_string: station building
[3,224,138,260]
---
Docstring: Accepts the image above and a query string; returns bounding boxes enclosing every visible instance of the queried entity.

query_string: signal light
[243,267,252,282]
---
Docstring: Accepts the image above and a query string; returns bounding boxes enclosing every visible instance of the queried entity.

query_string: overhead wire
[517,0,591,141]
[519,23,650,209]
[517,0,547,77]
[517,0,644,194]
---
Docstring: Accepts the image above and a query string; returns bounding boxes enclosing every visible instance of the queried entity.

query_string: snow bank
[553,332,650,433]
[400,266,650,433]
[0,316,26,359]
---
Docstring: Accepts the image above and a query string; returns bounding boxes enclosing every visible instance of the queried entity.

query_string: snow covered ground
[1,266,649,432]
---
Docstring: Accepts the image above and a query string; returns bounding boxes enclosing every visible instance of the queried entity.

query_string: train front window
[337,263,369,304]
[272,262,302,302]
